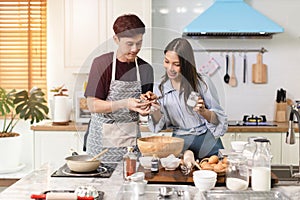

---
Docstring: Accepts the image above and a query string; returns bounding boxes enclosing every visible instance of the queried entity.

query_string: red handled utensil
[30,193,94,200]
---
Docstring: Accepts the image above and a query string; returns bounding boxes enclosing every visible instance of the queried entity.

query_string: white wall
[151,0,300,121]
[47,0,300,121]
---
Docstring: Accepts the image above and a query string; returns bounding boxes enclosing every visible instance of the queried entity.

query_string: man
[84,14,153,161]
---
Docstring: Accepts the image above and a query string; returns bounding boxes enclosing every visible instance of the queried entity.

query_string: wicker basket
[137,136,184,158]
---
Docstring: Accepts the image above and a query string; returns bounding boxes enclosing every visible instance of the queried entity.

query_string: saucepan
[65,149,108,172]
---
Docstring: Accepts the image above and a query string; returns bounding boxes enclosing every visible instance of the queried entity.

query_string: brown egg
[222,163,228,168]
[208,155,219,164]
[222,157,228,164]
[200,161,208,168]
[213,161,225,172]
[201,162,213,170]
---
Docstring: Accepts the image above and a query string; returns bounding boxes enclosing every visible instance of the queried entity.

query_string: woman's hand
[193,97,206,113]
[193,97,218,125]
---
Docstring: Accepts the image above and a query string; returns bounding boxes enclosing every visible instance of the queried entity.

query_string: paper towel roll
[53,96,71,123]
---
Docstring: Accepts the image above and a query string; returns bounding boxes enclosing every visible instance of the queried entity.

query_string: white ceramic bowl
[193,176,217,191]
[231,141,248,152]
[193,170,217,179]
[160,155,181,170]
[138,156,152,169]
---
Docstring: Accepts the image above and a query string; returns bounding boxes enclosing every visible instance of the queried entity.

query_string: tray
[116,184,191,200]
[202,190,291,200]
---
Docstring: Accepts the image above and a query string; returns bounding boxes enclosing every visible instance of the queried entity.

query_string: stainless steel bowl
[158,186,174,197]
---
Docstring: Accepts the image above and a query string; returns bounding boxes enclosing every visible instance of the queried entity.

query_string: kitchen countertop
[0,162,299,200]
[31,121,299,133]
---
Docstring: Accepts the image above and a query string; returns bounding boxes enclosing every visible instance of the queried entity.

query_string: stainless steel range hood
[182,0,284,39]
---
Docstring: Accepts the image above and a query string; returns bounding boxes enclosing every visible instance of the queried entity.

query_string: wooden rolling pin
[31,193,94,200]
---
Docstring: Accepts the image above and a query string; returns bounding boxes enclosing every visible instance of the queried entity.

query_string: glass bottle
[123,146,137,180]
[226,153,249,191]
[242,136,261,176]
[251,138,271,191]
[151,154,159,173]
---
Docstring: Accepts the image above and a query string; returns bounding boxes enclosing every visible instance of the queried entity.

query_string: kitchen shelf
[193,47,267,54]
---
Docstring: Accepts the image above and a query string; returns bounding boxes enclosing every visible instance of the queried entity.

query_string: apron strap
[112,52,140,81]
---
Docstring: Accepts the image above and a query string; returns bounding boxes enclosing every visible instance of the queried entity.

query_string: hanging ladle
[88,148,108,161]
[223,54,230,84]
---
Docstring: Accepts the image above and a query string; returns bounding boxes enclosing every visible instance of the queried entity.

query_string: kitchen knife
[31,193,94,200]
[276,90,280,103]
[243,54,247,83]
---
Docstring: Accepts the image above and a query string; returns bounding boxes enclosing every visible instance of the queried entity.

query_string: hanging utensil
[229,54,237,87]
[223,54,230,84]
[243,54,247,83]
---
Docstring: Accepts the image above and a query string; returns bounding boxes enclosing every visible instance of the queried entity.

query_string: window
[0,0,47,93]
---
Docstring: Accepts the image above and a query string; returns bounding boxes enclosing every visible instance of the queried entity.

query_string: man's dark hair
[113,14,145,38]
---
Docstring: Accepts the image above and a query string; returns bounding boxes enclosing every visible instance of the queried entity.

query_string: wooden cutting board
[252,52,267,83]
[138,165,278,187]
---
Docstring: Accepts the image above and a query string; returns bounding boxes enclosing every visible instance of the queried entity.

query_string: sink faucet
[286,105,300,180]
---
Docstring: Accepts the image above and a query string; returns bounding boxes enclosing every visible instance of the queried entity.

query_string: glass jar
[151,154,159,173]
[123,146,137,180]
[251,138,271,191]
[226,153,249,191]
[242,136,265,176]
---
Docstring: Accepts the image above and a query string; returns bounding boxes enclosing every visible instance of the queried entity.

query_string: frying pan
[65,149,108,172]
[65,155,101,172]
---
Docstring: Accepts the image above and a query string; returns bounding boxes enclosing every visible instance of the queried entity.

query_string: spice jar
[151,154,159,173]
[123,146,137,180]
[226,153,249,191]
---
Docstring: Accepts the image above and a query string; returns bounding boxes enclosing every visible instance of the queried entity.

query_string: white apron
[86,52,141,162]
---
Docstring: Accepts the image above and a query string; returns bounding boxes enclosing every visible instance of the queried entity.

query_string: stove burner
[62,166,107,177]
[228,114,277,127]
[51,163,117,178]
[243,115,267,123]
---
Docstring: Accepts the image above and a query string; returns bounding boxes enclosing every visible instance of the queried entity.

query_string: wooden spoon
[88,148,108,161]
[229,54,237,87]
[223,54,230,84]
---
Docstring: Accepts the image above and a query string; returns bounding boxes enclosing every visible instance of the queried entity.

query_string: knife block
[274,102,287,122]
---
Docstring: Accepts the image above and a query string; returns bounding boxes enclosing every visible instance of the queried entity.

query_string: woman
[142,38,228,159]
[84,14,153,161]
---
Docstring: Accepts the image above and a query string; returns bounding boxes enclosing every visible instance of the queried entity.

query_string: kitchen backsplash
[151,0,300,121]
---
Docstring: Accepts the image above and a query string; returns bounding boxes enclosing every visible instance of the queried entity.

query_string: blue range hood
[183,0,284,39]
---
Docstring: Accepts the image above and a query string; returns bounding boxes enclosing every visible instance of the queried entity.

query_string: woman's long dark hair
[159,38,207,105]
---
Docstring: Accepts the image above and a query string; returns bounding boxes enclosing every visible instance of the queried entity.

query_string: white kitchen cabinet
[33,131,85,170]
[221,132,282,164]
[220,133,236,150]
[281,132,299,165]
[64,0,152,68]
[236,132,282,164]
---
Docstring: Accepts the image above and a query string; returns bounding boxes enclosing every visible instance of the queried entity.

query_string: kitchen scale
[51,162,117,178]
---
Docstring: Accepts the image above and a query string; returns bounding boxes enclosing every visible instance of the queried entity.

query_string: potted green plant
[0,87,49,171]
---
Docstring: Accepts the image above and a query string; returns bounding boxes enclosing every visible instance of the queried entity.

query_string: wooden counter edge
[30,121,298,133]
